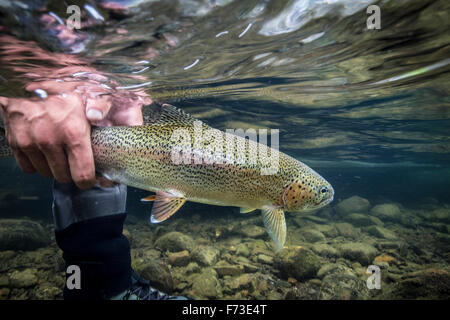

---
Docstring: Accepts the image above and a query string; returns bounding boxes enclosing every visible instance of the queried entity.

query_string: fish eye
[320,187,328,194]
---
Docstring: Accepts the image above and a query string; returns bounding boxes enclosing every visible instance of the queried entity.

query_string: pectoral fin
[148,190,186,223]
[240,207,257,214]
[261,206,286,251]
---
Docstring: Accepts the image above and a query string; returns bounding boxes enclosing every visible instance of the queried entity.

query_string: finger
[22,148,53,178]
[112,106,144,126]
[42,146,72,183]
[85,95,112,123]
[12,149,36,174]
[65,135,96,189]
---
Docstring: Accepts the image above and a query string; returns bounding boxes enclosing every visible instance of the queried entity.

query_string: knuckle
[64,124,85,145]
[74,169,95,184]
[36,137,54,151]
[19,141,35,152]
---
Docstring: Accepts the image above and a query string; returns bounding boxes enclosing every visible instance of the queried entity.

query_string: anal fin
[261,206,286,251]
[149,190,186,223]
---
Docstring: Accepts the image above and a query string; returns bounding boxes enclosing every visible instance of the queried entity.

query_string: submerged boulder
[235,224,267,239]
[301,228,326,243]
[334,196,371,217]
[168,250,190,267]
[365,225,397,240]
[337,242,378,265]
[214,260,244,277]
[154,231,195,253]
[335,222,360,239]
[427,208,450,223]
[0,219,50,251]
[310,243,339,258]
[191,245,219,266]
[370,204,402,222]
[190,268,221,299]
[344,213,382,227]
[380,268,450,299]
[134,259,174,293]
[317,262,355,279]
[8,269,38,288]
[223,274,254,295]
[319,273,370,300]
[274,248,321,281]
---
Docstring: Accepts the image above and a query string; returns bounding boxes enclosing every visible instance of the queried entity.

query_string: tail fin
[0,116,13,157]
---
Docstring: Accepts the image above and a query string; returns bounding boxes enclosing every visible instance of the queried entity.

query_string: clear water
[0,0,449,300]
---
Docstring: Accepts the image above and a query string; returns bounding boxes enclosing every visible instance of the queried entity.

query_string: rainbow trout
[0,103,334,250]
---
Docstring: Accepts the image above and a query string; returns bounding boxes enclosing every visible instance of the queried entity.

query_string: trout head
[280,171,334,213]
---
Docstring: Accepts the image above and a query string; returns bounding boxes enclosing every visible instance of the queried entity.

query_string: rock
[185,262,201,275]
[317,263,355,279]
[365,226,397,240]
[274,248,321,281]
[246,239,271,255]
[168,250,190,267]
[9,269,38,288]
[234,256,259,273]
[373,260,389,269]
[314,224,338,237]
[302,215,329,224]
[301,229,326,243]
[235,225,267,239]
[0,219,50,251]
[190,268,221,299]
[370,204,401,222]
[154,232,195,253]
[0,275,9,286]
[310,243,339,258]
[380,268,450,299]
[335,223,360,238]
[316,206,334,219]
[134,260,174,293]
[337,243,378,265]
[214,260,244,277]
[0,288,10,300]
[191,245,219,266]
[319,274,370,300]
[224,274,254,294]
[427,208,450,223]
[344,213,382,227]
[122,228,131,239]
[435,232,450,245]
[0,250,16,261]
[376,241,407,252]
[236,243,250,257]
[256,254,273,265]
[33,283,62,300]
[373,254,398,265]
[334,196,370,217]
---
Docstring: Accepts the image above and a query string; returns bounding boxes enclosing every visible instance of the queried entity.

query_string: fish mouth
[317,194,334,207]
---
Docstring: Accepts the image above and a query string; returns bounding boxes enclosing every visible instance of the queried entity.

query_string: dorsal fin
[142,102,199,126]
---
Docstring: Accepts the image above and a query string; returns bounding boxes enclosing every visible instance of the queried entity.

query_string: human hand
[0,77,151,189]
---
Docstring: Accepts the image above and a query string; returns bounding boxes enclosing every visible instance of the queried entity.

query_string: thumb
[85,95,112,122]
